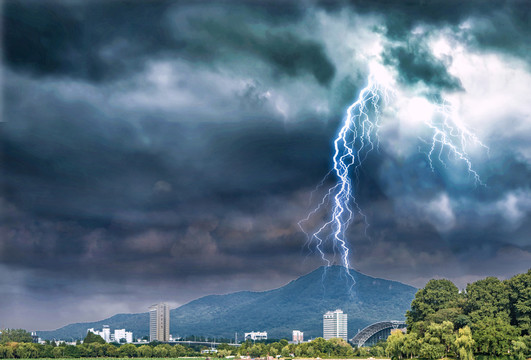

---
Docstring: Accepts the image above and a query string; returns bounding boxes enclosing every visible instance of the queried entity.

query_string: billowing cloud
[1,0,529,330]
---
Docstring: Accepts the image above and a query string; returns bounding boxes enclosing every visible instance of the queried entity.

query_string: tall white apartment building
[323,309,348,341]
[149,303,170,342]
[292,330,303,344]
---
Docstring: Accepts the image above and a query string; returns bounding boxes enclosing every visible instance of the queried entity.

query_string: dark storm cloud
[382,42,462,92]
[1,0,530,330]
[1,66,335,281]
[3,0,334,85]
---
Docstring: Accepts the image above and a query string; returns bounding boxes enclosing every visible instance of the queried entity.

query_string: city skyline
[1,0,530,331]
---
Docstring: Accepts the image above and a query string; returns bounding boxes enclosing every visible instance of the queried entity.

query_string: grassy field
[37,358,209,360]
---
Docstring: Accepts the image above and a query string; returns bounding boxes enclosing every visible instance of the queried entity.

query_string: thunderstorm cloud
[1,0,530,330]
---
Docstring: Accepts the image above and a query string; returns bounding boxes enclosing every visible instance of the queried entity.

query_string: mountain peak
[38,266,416,340]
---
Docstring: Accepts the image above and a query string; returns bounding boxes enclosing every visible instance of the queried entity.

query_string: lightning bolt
[299,64,394,282]
[299,62,488,282]
[421,99,488,185]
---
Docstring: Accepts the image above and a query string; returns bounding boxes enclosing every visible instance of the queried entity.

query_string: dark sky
[1,0,530,331]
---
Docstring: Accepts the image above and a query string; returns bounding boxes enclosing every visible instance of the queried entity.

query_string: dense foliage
[400,269,531,359]
[0,342,197,359]
[0,338,367,359]
[82,333,105,345]
[0,330,33,344]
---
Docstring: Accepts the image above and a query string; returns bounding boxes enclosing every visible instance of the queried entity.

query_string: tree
[0,344,14,359]
[402,332,420,359]
[406,279,460,327]
[52,346,64,358]
[419,337,445,360]
[104,343,119,357]
[217,349,232,358]
[83,331,106,344]
[510,338,528,360]
[472,317,518,356]
[386,330,405,360]
[427,321,455,355]
[465,277,511,324]
[0,329,33,344]
[280,345,291,358]
[152,344,169,357]
[119,343,138,358]
[507,269,531,335]
[138,345,153,357]
[13,343,38,358]
[63,344,80,357]
[455,326,474,360]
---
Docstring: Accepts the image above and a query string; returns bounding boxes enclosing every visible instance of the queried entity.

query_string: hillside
[38,266,416,340]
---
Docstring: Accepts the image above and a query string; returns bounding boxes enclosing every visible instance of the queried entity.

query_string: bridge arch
[350,320,406,347]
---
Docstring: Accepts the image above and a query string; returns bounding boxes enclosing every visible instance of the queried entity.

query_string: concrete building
[292,330,303,344]
[244,331,267,341]
[113,329,133,343]
[323,309,348,341]
[149,303,170,342]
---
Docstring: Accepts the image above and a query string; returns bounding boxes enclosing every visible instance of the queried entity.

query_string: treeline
[0,337,364,359]
[385,269,531,359]
[229,338,356,358]
[0,342,198,359]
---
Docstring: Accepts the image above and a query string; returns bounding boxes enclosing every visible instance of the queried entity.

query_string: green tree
[280,345,291,358]
[427,321,455,355]
[507,269,531,335]
[13,343,38,358]
[63,344,80,358]
[217,349,232,358]
[455,326,474,360]
[402,332,420,358]
[419,337,445,360]
[473,317,518,356]
[0,344,14,358]
[119,343,138,358]
[83,331,106,344]
[152,344,169,357]
[406,279,460,327]
[386,329,405,360]
[369,342,386,358]
[137,345,152,357]
[52,346,64,358]
[104,343,119,357]
[40,344,54,358]
[0,329,33,344]
[510,338,528,360]
[465,277,511,324]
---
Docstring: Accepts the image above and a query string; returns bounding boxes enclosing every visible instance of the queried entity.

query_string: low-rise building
[244,331,267,341]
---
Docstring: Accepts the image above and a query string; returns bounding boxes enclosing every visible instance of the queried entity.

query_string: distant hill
[38,266,416,340]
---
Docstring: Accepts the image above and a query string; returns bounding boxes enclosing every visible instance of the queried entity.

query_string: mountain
[37,266,416,340]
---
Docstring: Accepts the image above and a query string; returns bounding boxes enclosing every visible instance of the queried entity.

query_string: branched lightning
[299,62,488,282]
[299,66,394,281]
[421,100,489,186]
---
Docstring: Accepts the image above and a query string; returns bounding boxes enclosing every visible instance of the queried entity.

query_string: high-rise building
[292,330,303,344]
[323,309,348,341]
[149,303,170,342]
